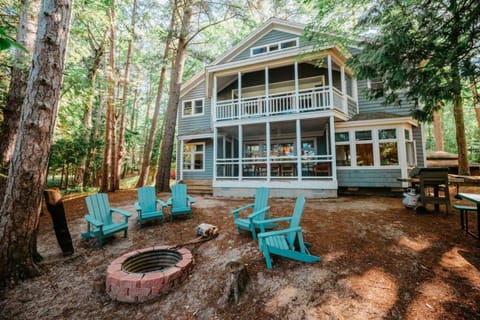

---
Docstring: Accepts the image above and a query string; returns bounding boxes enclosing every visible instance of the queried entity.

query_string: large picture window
[335,132,351,166]
[355,130,373,166]
[183,143,204,171]
[182,99,204,117]
[378,129,398,165]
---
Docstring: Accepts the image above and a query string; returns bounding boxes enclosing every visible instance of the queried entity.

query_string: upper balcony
[210,60,358,123]
[215,85,357,121]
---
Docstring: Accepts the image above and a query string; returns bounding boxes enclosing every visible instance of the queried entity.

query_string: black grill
[122,249,182,273]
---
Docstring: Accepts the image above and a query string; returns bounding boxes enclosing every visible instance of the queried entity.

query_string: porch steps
[182,180,213,194]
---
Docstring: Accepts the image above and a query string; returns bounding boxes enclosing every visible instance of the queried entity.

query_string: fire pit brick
[106,246,194,303]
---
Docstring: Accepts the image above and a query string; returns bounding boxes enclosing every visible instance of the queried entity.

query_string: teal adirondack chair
[231,187,273,240]
[167,183,195,222]
[134,186,167,226]
[81,193,132,248]
[257,195,321,269]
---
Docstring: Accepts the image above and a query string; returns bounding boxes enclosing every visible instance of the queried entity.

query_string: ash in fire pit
[106,246,194,303]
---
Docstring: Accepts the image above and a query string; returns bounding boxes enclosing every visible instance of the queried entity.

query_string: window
[250,38,299,56]
[355,130,373,166]
[405,129,416,166]
[183,143,204,171]
[378,129,398,165]
[335,132,351,166]
[182,99,204,117]
[367,78,383,90]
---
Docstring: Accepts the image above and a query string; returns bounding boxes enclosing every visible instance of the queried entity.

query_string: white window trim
[182,98,205,118]
[183,142,205,172]
[250,38,299,57]
[335,127,403,169]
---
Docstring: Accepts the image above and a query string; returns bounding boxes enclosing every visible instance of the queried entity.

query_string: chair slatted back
[138,186,157,212]
[86,193,112,225]
[253,187,269,213]
[287,195,306,245]
[171,184,188,209]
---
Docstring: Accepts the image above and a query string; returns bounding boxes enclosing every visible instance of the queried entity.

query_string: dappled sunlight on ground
[305,268,398,319]
[439,247,480,289]
[398,235,432,252]
[406,280,454,318]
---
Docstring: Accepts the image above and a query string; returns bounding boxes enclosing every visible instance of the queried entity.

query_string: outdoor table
[456,192,480,240]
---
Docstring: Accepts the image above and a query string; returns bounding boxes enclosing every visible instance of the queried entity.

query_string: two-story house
[176,18,425,198]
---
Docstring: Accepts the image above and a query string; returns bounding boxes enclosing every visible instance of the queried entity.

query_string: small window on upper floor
[367,78,383,90]
[250,38,299,57]
[182,99,204,117]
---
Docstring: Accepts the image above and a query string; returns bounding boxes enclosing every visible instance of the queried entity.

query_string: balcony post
[266,122,271,181]
[341,66,347,113]
[327,54,333,108]
[353,77,359,113]
[213,127,217,181]
[329,116,336,178]
[296,119,301,180]
[213,74,217,122]
[294,61,299,112]
[238,71,242,118]
[239,124,243,181]
[265,66,269,116]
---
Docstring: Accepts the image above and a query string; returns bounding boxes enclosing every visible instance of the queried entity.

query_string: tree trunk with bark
[74,30,105,189]
[155,0,192,192]
[137,2,175,188]
[0,0,73,288]
[432,109,444,151]
[100,3,116,193]
[114,0,137,190]
[470,78,480,129]
[0,0,40,199]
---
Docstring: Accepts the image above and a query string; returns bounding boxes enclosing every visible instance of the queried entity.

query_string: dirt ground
[1,186,480,320]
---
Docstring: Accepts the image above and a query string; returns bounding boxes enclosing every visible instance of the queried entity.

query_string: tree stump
[43,188,74,256]
[223,260,249,304]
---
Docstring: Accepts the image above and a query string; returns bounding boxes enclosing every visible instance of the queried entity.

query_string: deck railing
[216,155,334,180]
[215,86,351,121]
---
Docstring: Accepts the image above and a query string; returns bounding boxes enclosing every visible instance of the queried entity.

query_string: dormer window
[250,38,299,57]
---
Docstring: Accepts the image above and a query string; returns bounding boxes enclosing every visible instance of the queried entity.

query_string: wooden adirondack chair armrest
[134,202,141,212]
[256,216,292,226]
[255,216,292,233]
[248,206,271,220]
[258,226,302,239]
[231,203,254,218]
[156,199,167,208]
[110,208,132,219]
[187,195,196,205]
[85,214,103,228]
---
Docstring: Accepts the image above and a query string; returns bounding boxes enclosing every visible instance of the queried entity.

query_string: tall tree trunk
[0,0,40,199]
[432,109,444,151]
[156,0,192,192]
[74,29,105,189]
[114,0,137,190]
[100,2,116,193]
[470,77,480,129]
[137,3,175,188]
[0,0,73,288]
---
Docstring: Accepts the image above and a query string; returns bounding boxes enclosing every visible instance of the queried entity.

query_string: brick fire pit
[106,245,194,303]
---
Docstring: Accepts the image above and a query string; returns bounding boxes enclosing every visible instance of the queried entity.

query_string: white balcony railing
[215,85,353,121]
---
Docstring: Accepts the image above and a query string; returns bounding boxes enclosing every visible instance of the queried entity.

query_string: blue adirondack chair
[231,187,273,240]
[81,193,132,248]
[167,183,195,222]
[134,186,167,226]
[257,195,321,269]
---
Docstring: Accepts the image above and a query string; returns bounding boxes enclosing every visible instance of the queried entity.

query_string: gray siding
[232,30,300,62]
[181,139,214,180]
[337,169,402,187]
[357,80,412,116]
[178,80,212,136]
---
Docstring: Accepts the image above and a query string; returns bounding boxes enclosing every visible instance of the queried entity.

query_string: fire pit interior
[106,246,194,303]
[122,249,182,273]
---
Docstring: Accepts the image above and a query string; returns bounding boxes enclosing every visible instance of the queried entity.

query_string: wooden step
[182,180,213,194]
